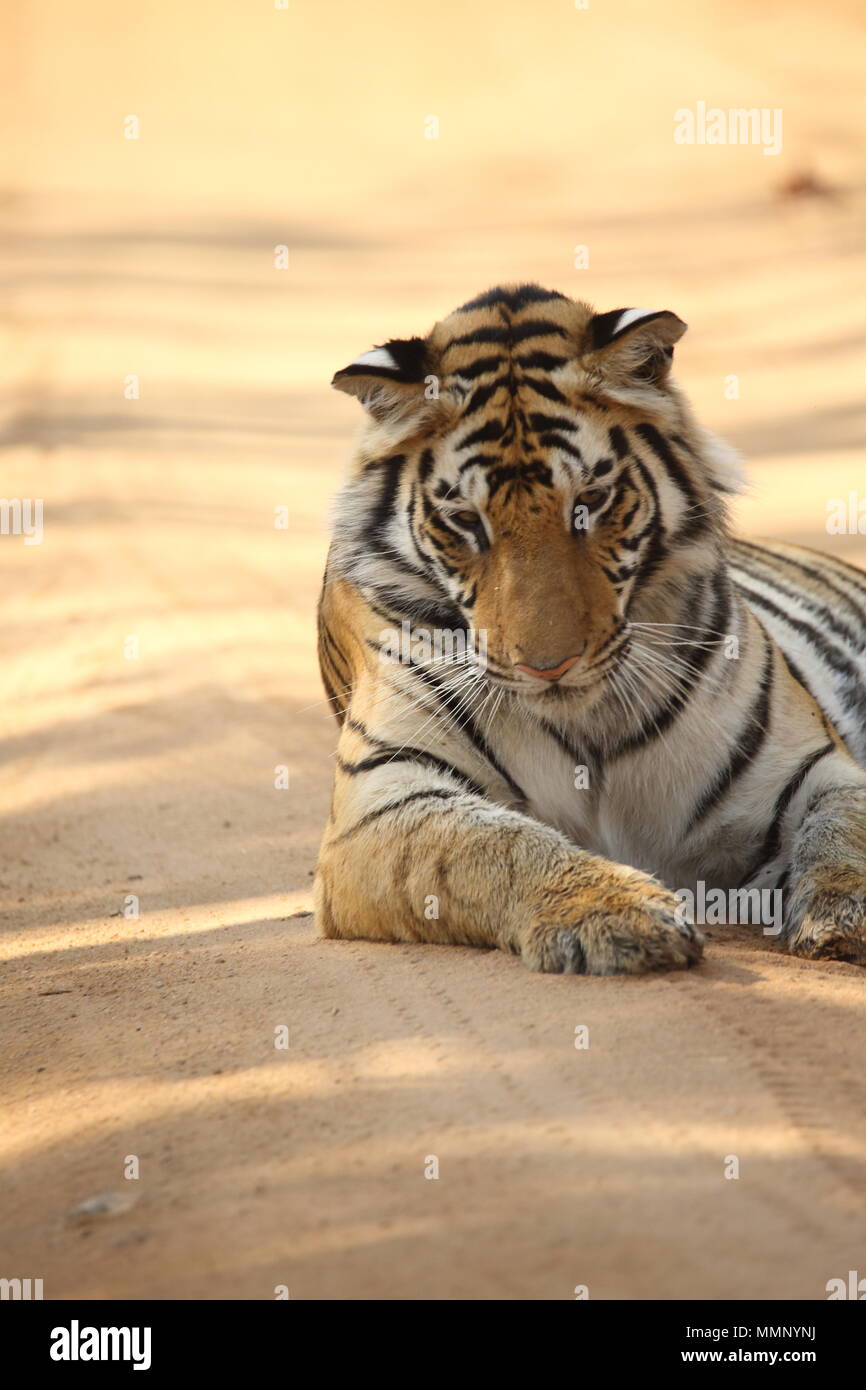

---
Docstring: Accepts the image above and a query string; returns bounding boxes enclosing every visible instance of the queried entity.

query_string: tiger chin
[314,283,866,976]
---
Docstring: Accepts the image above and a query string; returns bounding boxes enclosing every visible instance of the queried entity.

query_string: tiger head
[331,284,742,706]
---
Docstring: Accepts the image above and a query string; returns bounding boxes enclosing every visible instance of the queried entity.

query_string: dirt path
[3,0,866,1299]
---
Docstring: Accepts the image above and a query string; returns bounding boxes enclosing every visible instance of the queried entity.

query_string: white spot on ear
[352,347,399,370]
[614,308,654,336]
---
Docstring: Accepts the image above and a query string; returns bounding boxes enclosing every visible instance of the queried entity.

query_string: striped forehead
[440,417,570,501]
[437,316,573,390]
[430,393,619,505]
[421,289,616,502]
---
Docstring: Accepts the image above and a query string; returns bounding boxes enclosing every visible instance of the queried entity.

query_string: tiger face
[331,284,740,706]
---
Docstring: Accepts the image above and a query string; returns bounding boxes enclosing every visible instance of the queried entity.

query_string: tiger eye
[452,510,481,527]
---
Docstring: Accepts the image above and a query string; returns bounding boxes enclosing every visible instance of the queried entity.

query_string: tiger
[314,283,866,975]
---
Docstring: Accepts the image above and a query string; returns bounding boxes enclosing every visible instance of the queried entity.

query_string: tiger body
[315,284,866,973]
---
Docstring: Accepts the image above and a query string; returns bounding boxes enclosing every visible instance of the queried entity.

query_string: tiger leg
[783,784,866,965]
[314,765,703,976]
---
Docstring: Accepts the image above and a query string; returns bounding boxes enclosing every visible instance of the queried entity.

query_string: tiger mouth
[478,662,621,701]
[475,635,632,698]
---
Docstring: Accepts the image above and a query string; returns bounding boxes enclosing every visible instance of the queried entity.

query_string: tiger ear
[331,337,431,422]
[585,308,687,388]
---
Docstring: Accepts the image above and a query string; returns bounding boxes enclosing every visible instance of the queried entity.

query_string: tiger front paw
[783,867,866,965]
[519,863,704,976]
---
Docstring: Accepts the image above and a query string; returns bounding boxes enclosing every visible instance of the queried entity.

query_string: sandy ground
[2,0,866,1299]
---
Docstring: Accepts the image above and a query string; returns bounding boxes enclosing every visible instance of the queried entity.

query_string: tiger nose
[513,654,582,682]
